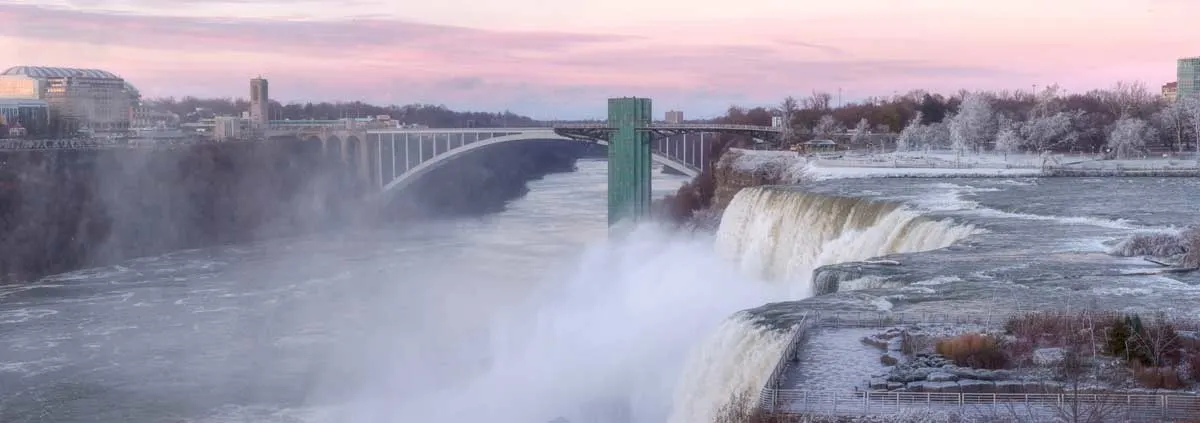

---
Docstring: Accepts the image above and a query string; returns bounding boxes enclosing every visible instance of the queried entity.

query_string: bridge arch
[318,136,340,161]
[375,132,699,200]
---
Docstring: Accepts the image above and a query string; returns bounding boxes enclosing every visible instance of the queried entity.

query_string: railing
[0,138,215,150]
[755,311,1200,418]
[770,391,1200,420]
[646,123,783,132]
[758,313,817,412]
[553,123,783,132]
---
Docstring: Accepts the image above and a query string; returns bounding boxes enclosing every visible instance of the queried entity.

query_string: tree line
[142,97,539,128]
[713,82,1200,158]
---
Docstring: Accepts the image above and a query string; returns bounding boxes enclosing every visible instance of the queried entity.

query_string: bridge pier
[607,97,653,225]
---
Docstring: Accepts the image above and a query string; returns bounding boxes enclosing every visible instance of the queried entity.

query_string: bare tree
[1095,81,1155,119]
[1128,313,1181,368]
[803,91,833,112]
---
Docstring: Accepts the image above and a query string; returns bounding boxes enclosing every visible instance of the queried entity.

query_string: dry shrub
[900,331,932,356]
[1003,311,1094,346]
[1005,339,1036,367]
[712,392,809,423]
[1187,352,1200,382]
[1132,364,1185,389]
[935,333,1008,369]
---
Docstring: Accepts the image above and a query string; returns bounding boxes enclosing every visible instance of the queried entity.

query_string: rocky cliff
[657,147,809,228]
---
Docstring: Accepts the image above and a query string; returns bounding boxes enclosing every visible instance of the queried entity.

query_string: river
[1,160,709,422]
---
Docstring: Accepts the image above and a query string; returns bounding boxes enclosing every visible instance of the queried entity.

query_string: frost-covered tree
[946,92,997,153]
[776,96,799,145]
[923,122,951,148]
[895,112,923,152]
[812,114,843,138]
[994,127,1024,155]
[1182,95,1200,153]
[1107,117,1155,159]
[1020,111,1079,152]
[1154,100,1189,152]
[851,118,870,145]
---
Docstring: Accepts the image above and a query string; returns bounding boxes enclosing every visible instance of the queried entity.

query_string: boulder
[957,379,995,393]
[927,372,958,382]
[906,381,960,393]
[869,378,890,390]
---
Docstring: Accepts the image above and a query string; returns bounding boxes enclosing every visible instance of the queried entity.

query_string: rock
[995,380,1027,393]
[957,379,995,393]
[926,371,958,382]
[869,378,889,390]
[861,335,889,349]
[886,367,934,383]
[949,368,1011,381]
[1033,348,1065,366]
[880,354,899,366]
[907,381,960,393]
[887,382,904,391]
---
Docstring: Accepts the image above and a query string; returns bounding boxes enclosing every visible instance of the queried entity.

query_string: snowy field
[799,150,1200,180]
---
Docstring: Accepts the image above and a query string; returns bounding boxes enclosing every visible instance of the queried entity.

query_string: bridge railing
[552,123,783,132]
[645,123,783,132]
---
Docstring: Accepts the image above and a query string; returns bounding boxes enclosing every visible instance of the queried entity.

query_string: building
[1163,82,1178,102]
[249,77,269,132]
[1179,57,1200,100]
[0,99,50,137]
[213,116,248,141]
[0,66,136,135]
[130,106,179,129]
[664,110,683,124]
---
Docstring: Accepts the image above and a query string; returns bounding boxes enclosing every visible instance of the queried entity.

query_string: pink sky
[0,0,1197,119]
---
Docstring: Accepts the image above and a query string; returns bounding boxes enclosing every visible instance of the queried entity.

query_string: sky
[0,0,1197,119]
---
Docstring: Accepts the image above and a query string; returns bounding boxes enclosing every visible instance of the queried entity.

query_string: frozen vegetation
[725,148,810,184]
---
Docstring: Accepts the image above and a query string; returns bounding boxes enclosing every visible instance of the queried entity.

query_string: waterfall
[668,186,979,422]
[714,186,979,298]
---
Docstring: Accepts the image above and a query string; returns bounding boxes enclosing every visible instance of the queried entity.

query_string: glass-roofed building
[0,66,139,135]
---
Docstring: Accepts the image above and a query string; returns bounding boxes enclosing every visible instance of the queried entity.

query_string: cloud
[0,3,1177,118]
[0,4,635,56]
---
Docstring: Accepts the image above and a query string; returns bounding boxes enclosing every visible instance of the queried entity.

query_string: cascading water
[666,187,980,422]
[715,186,981,298]
[666,315,789,423]
[377,187,977,423]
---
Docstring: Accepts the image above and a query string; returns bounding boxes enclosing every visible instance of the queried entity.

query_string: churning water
[3,161,1197,423]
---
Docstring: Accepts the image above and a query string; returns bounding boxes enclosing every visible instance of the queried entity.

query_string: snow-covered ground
[800,150,1200,180]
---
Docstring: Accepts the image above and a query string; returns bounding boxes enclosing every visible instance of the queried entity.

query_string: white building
[0,66,137,135]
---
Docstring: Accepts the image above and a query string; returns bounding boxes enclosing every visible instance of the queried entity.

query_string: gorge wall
[657,148,809,227]
[0,139,587,282]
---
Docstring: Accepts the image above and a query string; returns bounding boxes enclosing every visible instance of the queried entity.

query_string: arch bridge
[286,101,780,224]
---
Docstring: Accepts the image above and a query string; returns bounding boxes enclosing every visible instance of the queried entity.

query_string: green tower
[607,97,653,225]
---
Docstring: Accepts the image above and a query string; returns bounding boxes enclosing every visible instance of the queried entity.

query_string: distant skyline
[1,1,1198,119]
